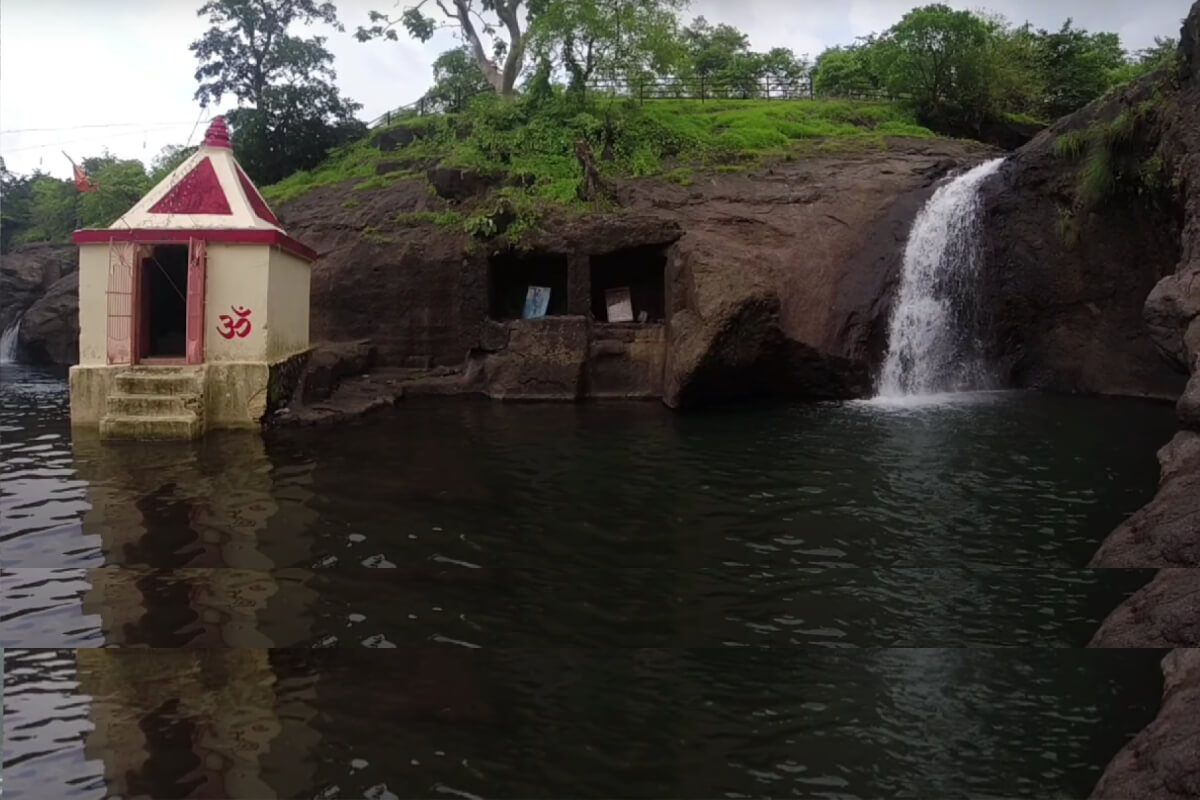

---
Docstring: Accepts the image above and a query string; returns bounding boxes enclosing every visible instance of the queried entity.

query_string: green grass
[1055,97,1171,214]
[1001,110,1048,127]
[394,210,465,228]
[264,95,933,203]
[261,141,382,206]
[1053,130,1089,162]
[260,93,938,242]
[1078,145,1117,209]
[664,167,695,186]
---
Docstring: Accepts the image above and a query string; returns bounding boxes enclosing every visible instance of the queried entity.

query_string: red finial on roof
[203,117,232,149]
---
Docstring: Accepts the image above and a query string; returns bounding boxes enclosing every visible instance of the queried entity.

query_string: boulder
[1145,268,1200,370]
[1090,649,1200,800]
[18,271,79,365]
[426,166,502,202]
[1090,570,1200,647]
[1090,430,1200,568]
[1179,371,1200,431]
[977,86,1187,400]
[478,317,589,401]
[0,243,75,333]
[296,340,377,404]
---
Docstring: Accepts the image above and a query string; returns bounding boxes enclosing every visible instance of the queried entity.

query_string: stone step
[100,413,204,441]
[105,392,203,418]
[115,371,204,397]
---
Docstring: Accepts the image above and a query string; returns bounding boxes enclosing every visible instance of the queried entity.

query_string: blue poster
[523,286,551,319]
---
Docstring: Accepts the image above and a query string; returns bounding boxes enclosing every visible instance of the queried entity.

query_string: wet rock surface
[18,271,79,365]
[1091,649,1200,800]
[1086,4,1200,797]
[278,137,994,407]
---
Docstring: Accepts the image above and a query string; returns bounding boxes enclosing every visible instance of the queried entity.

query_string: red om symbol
[217,306,253,339]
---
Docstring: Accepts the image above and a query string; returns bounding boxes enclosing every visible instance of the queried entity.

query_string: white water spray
[876,157,1004,398]
[0,318,21,364]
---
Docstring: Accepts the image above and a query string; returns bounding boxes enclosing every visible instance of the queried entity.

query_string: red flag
[73,164,97,193]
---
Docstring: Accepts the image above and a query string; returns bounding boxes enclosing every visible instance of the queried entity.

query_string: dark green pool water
[0,365,1176,798]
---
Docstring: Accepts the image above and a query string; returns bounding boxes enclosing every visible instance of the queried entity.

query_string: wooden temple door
[185,237,207,365]
[106,242,148,365]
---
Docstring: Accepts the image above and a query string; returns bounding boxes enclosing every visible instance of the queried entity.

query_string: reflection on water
[0,365,1180,798]
[1,647,1167,800]
[2,368,1176,573]
[0,566,1161,649]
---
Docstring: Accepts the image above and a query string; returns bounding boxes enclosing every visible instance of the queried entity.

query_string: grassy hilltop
[262,95,936,211]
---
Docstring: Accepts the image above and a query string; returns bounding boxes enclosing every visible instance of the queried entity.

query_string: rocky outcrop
[1091,649,1200,800]
[1091,431,1200,567]
[272,340,400,427]
[18,271,79,365]
[978,86,1186,399]
[1086,0,1200,574]
[468,316,590,401]
[281,137,992,407]
[0,243,74,336]
[1090,568,1200,648]
[1082,4,1200,798]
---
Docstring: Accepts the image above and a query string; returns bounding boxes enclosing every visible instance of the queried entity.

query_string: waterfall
[876,157,1004,398]
[0,317,21,364]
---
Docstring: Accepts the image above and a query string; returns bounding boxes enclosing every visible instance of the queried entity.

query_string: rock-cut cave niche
[488,251,569,320]
[589,244,667,323]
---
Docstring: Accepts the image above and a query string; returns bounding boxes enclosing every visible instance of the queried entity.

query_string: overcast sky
[0,0,1191,179]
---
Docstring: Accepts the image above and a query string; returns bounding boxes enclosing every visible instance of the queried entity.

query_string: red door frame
[118,240,206,366]
[185,238,207,365]
[105,243,136,366]
[133,250,149,363]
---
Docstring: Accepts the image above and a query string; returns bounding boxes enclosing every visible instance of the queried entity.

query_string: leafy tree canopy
[191,0,363,184]
[358,1,529,96]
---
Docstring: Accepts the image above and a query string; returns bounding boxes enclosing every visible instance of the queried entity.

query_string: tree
[191,0,363,184]
[872,4,996,130]
[423,47,492,112]
[0,164,38,252]
[226,86,367,184]
[525,0,686,92]
[812,45,879,97]
[149,144,199,182]
[191,0,343,108]
[760,47,810,96]
[681,16,749,78]
[24,177,78,244]
[1034,19,1127,119]
[79,158,153,229]
[358,1,528,97]
[989,22,1044,119]
[1107,36,1179,86]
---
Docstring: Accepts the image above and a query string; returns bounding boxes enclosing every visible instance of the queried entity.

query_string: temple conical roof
[108,117,284,233]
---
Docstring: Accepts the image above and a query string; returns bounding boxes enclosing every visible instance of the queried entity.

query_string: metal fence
[368,77,900,128]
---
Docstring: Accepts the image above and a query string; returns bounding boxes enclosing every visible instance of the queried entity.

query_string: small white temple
[70,117,317,440]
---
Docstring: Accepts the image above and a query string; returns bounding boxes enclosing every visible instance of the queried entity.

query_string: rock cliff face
[1025,2,1200,797]
[279,138,989,407]
[0,243,75,360]
[18,271,80,365]
[1090,648,1200,800]
[978,91,1186,399]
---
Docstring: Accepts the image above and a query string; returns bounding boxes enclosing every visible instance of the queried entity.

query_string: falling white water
[0,318,21,364]
[877,157,1005,398]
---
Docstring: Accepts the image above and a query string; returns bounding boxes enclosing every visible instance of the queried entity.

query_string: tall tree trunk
[449,0,524,96]
[451,0,506,94]
[494,0,525,96]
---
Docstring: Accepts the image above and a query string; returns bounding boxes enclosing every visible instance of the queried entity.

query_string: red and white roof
[109,118,284,233]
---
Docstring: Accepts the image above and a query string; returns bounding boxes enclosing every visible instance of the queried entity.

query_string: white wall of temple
[204,244,271,362]
[77,243,118,367]
[266,247,312,361]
